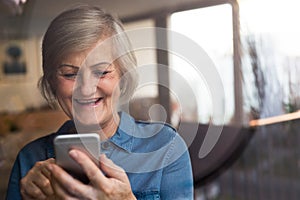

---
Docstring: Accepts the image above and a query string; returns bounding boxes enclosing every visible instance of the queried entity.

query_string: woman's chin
[73,117,101,132]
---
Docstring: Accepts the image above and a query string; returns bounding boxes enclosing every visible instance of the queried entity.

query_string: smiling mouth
[75,97,103,106]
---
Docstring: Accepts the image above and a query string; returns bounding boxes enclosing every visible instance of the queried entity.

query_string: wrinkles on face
[55,40,121,137]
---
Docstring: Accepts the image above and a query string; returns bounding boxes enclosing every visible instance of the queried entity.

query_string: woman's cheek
[57,80,74,97]
[99,78,120,94]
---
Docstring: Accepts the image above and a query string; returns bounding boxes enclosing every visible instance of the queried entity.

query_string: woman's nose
[76,72,98,97]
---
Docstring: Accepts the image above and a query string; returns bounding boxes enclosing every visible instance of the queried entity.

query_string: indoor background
[1,0,300,199]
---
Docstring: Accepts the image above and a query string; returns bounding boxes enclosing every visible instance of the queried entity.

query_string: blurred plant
[283,57,300,113]
[242,35,266,120]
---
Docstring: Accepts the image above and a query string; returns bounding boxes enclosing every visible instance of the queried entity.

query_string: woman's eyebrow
[58,64,80,69]
[58,62,111,70]
[89,61,111,69]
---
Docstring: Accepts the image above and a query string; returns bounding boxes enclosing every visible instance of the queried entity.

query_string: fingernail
[69,149,77,158]
[47,164,53,171]
[99,154,105,162]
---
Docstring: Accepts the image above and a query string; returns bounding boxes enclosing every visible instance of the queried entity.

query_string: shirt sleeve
[160,134,194,199]
[5,134,53,200]
[6,154,22,200]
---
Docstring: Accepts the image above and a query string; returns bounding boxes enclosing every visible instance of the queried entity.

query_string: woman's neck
[99,114,120,140]
[73,113,120,140]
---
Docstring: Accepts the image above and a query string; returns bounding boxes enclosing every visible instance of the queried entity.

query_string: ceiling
[0,0,212,39]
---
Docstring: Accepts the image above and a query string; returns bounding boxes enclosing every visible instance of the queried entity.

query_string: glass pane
[169,4,234,124]
[212,1,300,199]
[240,0,300,120]
[123,19,157,98]
[123,19,158,120]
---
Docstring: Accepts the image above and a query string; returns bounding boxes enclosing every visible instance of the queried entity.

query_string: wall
[0,37,46,113]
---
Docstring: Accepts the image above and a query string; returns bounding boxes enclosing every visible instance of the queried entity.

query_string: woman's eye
[94,70,110,78]
[57,65,79,80]
[61,73,77,79]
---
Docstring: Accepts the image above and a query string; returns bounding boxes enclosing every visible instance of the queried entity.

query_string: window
[124,19,157,98]
[123,19,160,121]
[169,4,234,125]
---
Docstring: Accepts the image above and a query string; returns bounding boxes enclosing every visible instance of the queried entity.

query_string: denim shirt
[6,112,193,199]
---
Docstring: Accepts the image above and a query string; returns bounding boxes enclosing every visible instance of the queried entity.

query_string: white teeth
[76,98,101,104]
[79,100,95,104]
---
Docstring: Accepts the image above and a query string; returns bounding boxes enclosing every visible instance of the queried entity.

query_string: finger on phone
[32,173,53,196]
[21,181,47,199]
[41,158,55,179]
[69,149,109,187]
[99,154,127,181]
[48,163,91,198]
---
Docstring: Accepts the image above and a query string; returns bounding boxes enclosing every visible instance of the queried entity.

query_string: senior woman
[6,5,193,200]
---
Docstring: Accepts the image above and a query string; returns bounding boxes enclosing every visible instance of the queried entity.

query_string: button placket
[100,141,114,158]
[101,141,110,150]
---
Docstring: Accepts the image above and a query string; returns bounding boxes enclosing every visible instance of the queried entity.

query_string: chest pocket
[134,191,160,200]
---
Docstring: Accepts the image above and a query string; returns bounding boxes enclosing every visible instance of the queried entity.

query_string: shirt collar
[50,112,135,155]
[56,120,77,134]
[109,112,135,152]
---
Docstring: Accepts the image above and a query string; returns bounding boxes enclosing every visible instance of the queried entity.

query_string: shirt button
[101,141,110,150]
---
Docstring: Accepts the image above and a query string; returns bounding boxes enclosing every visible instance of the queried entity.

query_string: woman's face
[55,41,121,130]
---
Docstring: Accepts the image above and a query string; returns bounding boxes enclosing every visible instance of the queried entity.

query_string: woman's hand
[47,150,136,200]
[20,158,55,199]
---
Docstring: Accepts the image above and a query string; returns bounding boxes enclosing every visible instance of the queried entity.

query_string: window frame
[122,0,242,125]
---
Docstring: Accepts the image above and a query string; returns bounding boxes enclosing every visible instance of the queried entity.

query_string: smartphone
[54,133,100,183]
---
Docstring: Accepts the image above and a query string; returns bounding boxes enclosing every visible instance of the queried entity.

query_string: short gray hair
[39,5,138,105]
